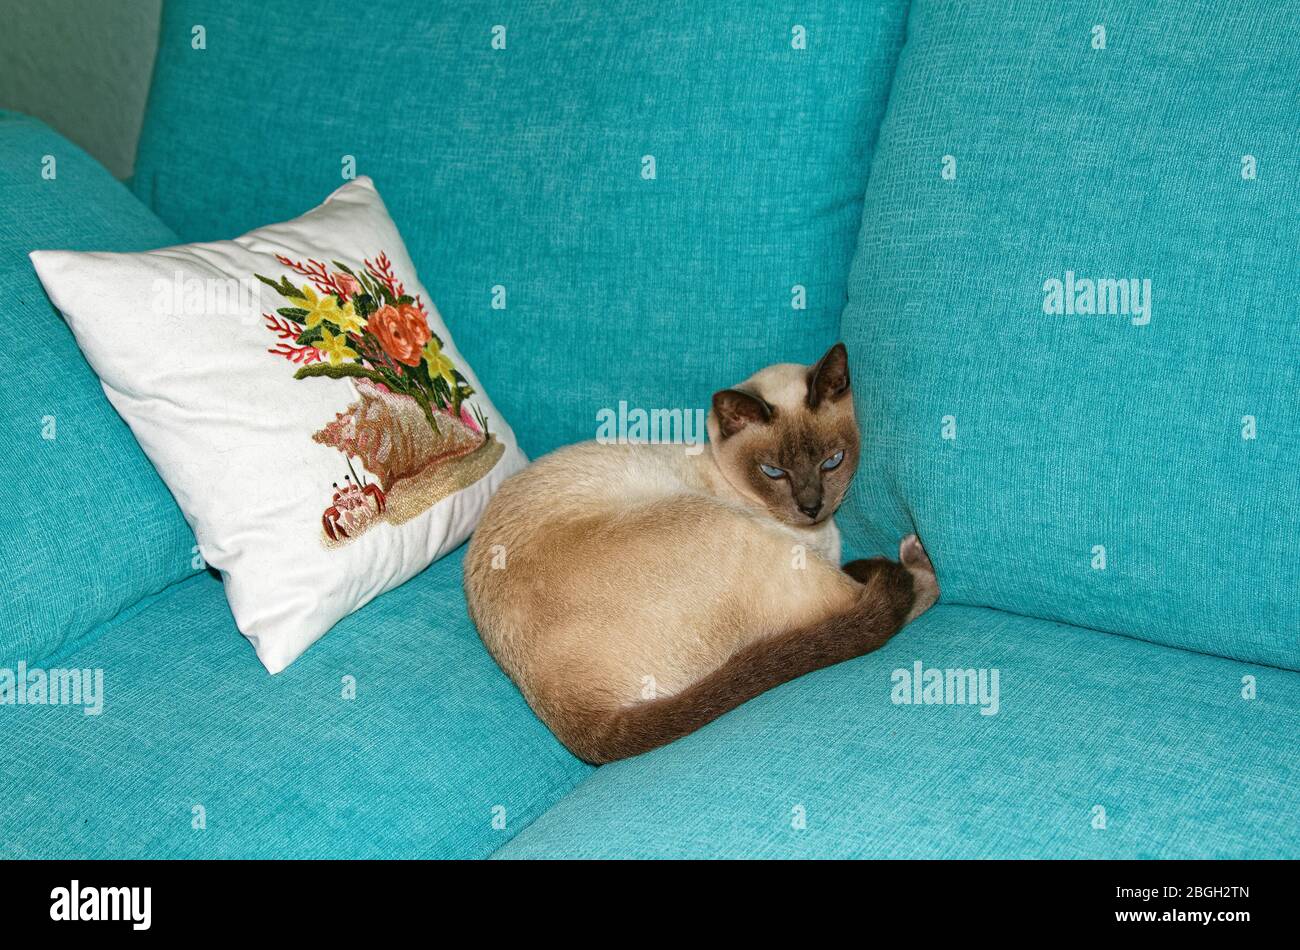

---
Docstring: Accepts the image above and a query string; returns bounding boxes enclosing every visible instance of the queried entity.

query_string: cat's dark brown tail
[558,543,936,765]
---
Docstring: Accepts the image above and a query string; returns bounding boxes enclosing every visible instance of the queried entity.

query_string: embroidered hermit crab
[322,474,387,541]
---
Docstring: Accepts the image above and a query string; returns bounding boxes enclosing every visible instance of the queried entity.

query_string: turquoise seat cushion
[495,605,1299,858]
[837,2,1300,669]
[0,111,195,664]
[0,547,589,858]
[133,1,908,457]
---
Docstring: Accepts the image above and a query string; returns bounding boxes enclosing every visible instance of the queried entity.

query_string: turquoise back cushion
[133,1,908,456]
[0,112,196,663]
[839,3,1299,669]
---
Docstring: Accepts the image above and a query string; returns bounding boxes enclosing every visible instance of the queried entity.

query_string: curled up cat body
[465,344,938,764]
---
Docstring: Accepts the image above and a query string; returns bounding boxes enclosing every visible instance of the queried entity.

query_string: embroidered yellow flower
[332,306,367,336]
[314,327,358,367]
[422,338,456,387]
[297,285,359,331]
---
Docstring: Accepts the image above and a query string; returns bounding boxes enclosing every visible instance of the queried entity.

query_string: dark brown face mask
[711,342,860,526]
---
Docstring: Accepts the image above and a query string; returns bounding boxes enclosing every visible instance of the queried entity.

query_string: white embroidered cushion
[31,177,527,673]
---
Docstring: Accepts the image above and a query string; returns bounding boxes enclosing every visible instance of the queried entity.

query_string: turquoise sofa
[2,1,1297,859]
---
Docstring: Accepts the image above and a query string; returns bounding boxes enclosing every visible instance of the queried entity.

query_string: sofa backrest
[837,2,1300,670]
[133,0,909,457]
[1,112,196,664]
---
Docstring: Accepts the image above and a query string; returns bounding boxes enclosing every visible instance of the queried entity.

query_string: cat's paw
[899,534,939,622]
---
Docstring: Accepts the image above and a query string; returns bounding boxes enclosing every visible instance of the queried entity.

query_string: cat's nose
[798,501,822,520]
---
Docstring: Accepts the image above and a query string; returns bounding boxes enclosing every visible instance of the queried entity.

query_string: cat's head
[707,343,860,527]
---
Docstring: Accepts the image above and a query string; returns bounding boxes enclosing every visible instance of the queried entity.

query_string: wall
[0,0,162,180]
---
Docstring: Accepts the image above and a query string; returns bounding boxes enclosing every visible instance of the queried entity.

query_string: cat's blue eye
[759,463,785,479]
[821,450,845,471]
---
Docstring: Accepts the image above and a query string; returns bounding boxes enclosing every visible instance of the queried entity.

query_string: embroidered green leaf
[295,362,389,384]
[295,325,324,347]
[360,270,395,305]
[277,307,309,322]
[255,273,304,300]
[431,374,452,410]
[450,370,475,404]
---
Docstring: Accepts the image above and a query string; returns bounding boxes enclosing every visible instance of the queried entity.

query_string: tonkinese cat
[464,344,938,763]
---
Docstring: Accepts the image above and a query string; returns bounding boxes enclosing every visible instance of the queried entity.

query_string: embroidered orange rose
[369,303,430,366]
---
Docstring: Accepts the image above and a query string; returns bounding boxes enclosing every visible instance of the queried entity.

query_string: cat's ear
[806,342,851,409]
[712,388,773,438]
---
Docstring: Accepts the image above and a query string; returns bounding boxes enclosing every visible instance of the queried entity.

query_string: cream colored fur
[464,360,869,724]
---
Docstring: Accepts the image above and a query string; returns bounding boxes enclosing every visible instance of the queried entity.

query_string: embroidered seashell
[313,379,484,490]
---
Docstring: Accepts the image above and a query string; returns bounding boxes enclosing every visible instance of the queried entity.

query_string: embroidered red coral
[264,313,322,364]
[363,253,429,316]
[364,252,401,297]
[263,312,299,340]
[268,342,323,364]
